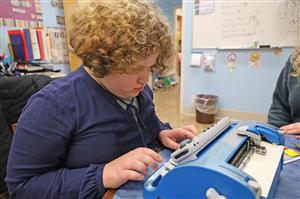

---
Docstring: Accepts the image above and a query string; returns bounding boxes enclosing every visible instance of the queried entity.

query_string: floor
[153,83,211,132]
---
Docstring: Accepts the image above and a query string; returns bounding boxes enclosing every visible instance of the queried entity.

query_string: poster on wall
[0,0,43,28]
[51,0,63,9]
[47,27,69,64]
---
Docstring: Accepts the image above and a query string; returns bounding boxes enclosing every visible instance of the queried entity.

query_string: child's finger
[120,170,144,181]
[183,125,198,135]
[138,155,159,170]
[138,147,163,162]
[165,139,180,149]
[129,159,148,175]
[281,123,300,130]
[284,129,300,135]
[173,128,196,139]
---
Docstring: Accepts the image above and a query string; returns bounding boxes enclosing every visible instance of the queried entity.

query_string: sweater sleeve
[268,58,292,127]
[6,90,105,199]
[144,85,172,131]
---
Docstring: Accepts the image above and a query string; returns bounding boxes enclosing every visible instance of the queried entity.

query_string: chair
[0,75,53,197]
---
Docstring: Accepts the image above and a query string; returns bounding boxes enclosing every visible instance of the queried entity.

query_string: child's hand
[159,125,198,149]
[102,147,163,189]
[280,122,300,139]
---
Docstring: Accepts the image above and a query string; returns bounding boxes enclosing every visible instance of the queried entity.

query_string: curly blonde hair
[66,0,175,78]
[290,45,300,77]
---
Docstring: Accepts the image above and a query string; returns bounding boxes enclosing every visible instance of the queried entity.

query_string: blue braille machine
[144,117,285,199]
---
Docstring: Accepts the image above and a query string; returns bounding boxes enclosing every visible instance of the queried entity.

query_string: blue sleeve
[145,85,172,131]
[6,91,105,199]
[159,121,172,131]
[268,58,292,127]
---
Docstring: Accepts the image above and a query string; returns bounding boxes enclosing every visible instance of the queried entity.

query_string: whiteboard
[192,0,299,49]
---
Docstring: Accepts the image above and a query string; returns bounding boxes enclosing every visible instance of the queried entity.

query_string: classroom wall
[0,1,69,73]
[155,0,181,30]
[181,1,295,121]
[40,1,69,73]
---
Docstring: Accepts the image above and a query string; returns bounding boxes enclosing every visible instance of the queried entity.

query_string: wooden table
[11,123,17,133]
[102,189,117,199]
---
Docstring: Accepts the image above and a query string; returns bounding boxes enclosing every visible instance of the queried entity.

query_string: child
[5,1,197,198]
[268,46,300,139]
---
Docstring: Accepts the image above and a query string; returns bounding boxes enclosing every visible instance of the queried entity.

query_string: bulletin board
[0,0,43,28]
[192,0,299,49]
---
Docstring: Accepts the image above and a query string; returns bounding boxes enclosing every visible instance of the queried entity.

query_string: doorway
[174,8,182,77]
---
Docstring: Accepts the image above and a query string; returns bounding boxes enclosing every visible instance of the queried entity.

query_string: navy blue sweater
[6,66,171,198]
[268,57,300,127]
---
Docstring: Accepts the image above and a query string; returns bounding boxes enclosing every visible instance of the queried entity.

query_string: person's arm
[268,59,292,127]
[6,92,105,199]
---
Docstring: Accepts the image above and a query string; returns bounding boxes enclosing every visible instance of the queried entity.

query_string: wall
[155,0,181,31]
[0,1,69,73]
[192,1,298,48]
[155,0,182,77]
[40,1,69,73]
[181,1,295,121]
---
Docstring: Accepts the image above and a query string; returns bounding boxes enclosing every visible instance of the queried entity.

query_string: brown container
[196,109,215,124]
